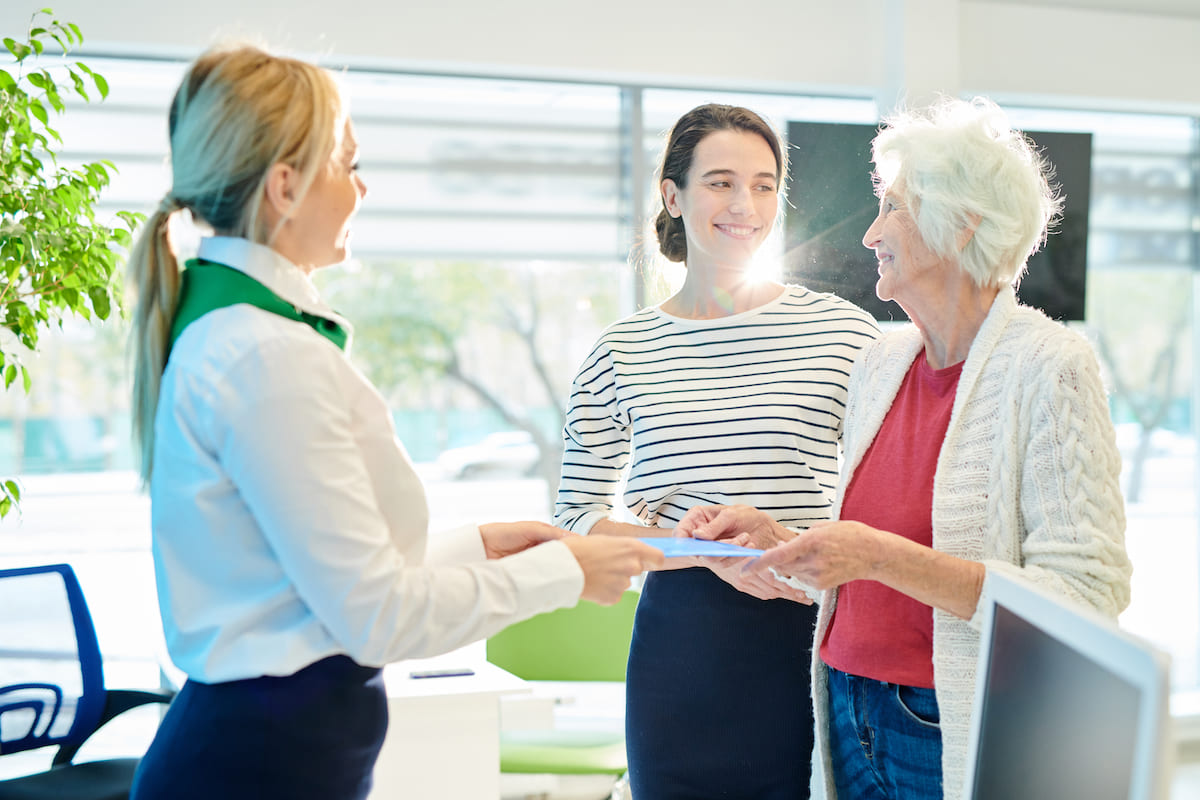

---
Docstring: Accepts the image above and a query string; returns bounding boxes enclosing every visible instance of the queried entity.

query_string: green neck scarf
[169,259,349,353]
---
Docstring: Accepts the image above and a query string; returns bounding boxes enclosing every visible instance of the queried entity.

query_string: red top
[820,353,963,689]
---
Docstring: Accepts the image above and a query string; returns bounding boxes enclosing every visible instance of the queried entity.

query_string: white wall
[2,0,1200,111]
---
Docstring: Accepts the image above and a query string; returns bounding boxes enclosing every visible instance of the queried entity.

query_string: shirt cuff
[498,538,586,617]
[425,522,487,566]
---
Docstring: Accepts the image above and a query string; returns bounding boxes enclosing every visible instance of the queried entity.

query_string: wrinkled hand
[563,536,665,605]
[703,555,815,604]
[480,521,568,559]
[746,520,881,593]
[676,504,795,551]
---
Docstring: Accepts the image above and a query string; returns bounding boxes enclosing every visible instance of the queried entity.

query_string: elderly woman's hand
[747,519,987,620]
[746,520,881,593]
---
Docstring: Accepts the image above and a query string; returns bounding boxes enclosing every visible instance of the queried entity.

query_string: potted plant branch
[0,8,142,517]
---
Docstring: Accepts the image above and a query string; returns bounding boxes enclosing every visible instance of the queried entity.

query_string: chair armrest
[52,687,176,766]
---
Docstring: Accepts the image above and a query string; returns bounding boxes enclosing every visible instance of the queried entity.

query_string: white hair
[870,96,1063,289]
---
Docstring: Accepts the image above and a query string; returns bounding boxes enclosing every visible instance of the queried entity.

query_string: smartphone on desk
[408,667,475,679]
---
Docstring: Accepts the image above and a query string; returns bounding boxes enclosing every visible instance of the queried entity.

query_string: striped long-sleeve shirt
[555,285,880,534]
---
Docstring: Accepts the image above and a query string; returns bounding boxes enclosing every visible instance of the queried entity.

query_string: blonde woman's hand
[479,521,568,559]
[562,535,664,605]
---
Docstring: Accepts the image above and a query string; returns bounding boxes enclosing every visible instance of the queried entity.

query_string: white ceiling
[995,0,1200,18]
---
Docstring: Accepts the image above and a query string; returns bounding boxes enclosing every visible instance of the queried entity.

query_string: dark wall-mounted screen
[783,121,1091,322]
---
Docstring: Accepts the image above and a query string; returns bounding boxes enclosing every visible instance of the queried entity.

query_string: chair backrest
[0,563,105,756]
[486,591,639,682]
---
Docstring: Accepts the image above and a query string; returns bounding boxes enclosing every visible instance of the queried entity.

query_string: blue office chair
[0,563,174,800]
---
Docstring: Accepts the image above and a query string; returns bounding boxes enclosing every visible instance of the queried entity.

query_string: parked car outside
[436,431,541,480]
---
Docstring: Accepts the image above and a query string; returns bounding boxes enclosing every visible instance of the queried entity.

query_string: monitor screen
[964,575,1172,800]
[784,122,1092,322]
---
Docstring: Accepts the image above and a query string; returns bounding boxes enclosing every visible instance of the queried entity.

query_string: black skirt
[131,655,387,800]
[626,567,817,799]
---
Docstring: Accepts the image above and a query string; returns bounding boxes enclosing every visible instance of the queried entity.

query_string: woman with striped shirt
[554,104,879,799]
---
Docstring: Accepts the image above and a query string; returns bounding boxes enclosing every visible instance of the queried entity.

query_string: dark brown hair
[654,104,785,263]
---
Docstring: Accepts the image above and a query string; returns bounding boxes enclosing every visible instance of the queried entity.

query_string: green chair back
[486,590,639,682]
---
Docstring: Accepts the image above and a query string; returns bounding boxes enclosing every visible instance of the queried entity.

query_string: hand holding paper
[672,504,819,603]
[675,503,795,552]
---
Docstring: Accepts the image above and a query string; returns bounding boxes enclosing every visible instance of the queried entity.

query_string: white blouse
[151,237,583,683]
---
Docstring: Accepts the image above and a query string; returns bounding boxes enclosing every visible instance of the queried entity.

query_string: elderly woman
[680,96,1131,800]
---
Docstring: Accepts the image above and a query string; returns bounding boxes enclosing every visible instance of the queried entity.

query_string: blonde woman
[126,45,661,800]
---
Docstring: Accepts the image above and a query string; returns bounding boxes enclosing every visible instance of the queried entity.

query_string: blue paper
[637,537,763,558]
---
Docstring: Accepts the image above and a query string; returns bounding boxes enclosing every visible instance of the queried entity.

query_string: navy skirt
[626,568,817,799]
[131,655,387,800]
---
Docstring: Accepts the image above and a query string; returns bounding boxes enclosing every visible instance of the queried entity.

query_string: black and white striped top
[554,285,880,534]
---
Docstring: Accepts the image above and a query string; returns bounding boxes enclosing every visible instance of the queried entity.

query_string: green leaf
[29,99,47,125]
[0,69,14,90]
[89,285,111,319]
[26,71,48,90]
[30,38,44,56]
[3,38,30,62]
[3,363,14,389]
[68,69,88,100]
[45,87,65,113]
[3,480,19,501]
[92,72,108,99]
[0,496,11,518]
[21,365,30,393]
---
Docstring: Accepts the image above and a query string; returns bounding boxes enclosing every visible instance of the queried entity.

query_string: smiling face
[661,129,779,272]
[270,120,368,272]
[861,186,947,310]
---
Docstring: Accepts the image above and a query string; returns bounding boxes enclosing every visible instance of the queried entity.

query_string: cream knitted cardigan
[810,287,1133,800]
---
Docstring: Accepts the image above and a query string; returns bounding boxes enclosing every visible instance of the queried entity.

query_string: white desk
[370,645,543,800]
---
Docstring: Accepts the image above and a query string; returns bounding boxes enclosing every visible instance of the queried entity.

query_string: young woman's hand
[700,555,815,604]
[675,504,795,551]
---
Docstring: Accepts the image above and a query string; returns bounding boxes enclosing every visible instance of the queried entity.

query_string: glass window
[2,57,1197,768]
[1007,107,1199,700]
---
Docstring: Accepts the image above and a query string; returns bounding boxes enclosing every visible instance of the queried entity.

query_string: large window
[1,57,1198,760]
[1005,107,1200,700]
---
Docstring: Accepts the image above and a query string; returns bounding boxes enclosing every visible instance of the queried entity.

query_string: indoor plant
[0,8,141,516]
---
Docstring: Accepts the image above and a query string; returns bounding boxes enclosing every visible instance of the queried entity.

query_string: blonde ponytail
[128,203,182,483]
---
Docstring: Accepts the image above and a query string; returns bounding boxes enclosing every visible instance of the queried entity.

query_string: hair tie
[157,195,181,216]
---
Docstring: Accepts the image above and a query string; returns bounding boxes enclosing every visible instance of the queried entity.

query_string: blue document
[637,537,763,558]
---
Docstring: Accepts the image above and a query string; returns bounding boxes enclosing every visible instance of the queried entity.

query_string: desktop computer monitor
[963,572,1172,800]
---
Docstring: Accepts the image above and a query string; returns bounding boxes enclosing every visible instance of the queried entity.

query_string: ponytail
[128,199,183,483]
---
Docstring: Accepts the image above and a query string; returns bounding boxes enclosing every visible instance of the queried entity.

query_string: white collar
[196,237,352,334]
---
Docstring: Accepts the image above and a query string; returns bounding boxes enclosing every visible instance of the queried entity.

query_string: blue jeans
[826,666,943,800]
